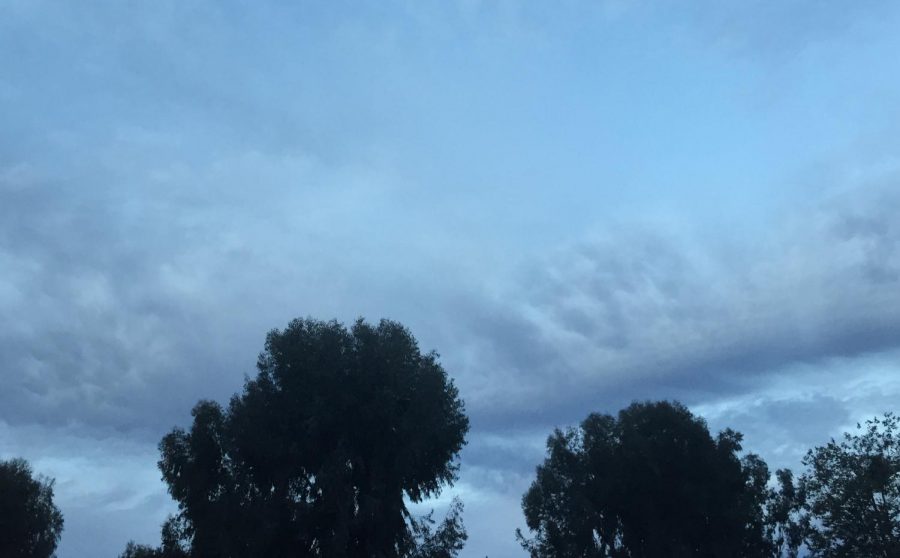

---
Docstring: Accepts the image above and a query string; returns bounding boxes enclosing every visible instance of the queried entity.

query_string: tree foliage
[518,401,780,558]
[409,497,467,558]
[0,457,64,558]
[136,318,469,558]
[119,516,190,558]
[763,468,805,558]
[797,413,900,557]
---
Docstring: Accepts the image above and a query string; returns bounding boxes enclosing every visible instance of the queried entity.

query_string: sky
[2,1,900,556]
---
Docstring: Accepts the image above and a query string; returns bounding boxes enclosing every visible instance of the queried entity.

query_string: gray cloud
[451,184,900,435]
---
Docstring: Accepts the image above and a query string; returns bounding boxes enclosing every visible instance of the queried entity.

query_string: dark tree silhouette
[0,458,64,558]
[129,317,469,558]
[518,400,781,558]
[794,413,900,557]
[763,469,805,558]
[409,497,467,558]
[119,516,189,558]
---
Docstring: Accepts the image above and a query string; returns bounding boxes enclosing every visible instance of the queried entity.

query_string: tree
[119,516,189,558]
[136,318,469,558]
[518,400,779,558]
[763,469,806,558]
[409,498,467,558]
[797,413,900,557]
[120,542,169,558]
[0,457,64,558]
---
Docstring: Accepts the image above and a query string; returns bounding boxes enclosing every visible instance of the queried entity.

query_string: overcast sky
[3,1,900,556]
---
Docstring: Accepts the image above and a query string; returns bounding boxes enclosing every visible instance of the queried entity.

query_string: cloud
[450,183,900,433]
[0,146,420,436]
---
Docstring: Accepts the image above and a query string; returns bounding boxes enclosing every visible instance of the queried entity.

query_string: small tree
[798,413,900,557]
[0,458,64,558]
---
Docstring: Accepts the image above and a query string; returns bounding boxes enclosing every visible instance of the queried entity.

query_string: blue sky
[2,1,900,556]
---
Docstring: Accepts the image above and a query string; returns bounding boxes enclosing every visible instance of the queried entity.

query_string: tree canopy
[0,457,64,558]
[518,400,777,558]
[137,317,469,558]
[795,413,900,557]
